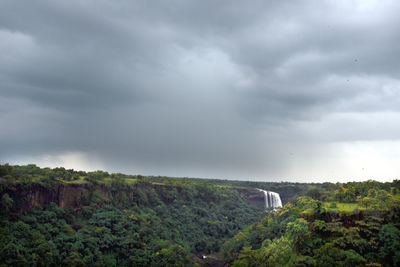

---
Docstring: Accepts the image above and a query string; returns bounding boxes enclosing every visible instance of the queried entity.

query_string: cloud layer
[1,0,400,181]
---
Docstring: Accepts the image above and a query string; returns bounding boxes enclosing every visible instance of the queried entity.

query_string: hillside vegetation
[0,164,269,266]
[1,164,399,266]
[221,180,400,266]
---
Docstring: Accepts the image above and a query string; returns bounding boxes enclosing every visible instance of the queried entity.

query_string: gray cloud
[1,0,400,181]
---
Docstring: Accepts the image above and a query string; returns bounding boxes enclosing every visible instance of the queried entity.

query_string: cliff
[237,188,265,208]
[6,183,93,213]
[2,182,266,213]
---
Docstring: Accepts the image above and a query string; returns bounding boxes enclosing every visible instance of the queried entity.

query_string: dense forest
[222,180,400,266]
[0,164,267,266]
[1,164,400,266]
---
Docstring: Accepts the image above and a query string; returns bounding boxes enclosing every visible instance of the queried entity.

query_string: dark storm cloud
[1,0,400,181]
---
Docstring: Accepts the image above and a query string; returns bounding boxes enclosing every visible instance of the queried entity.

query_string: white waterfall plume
[257,189,282,211]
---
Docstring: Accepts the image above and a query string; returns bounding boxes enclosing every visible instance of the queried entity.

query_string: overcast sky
[1,0,400,182]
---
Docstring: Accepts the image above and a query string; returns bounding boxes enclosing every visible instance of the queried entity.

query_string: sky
[1,0,400,182]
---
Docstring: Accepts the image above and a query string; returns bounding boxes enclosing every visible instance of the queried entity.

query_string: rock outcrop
[237,188,265,208]
[3,183,267,213]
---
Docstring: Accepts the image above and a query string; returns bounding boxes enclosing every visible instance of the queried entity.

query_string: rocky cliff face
[3,183,266,213]
[237,188,265,208]
[6,184,91,213]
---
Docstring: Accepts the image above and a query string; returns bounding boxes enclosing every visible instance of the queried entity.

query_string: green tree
[286,218,309,252]
[0,163,12,176]
[306,187,323,200]
[376,190,392,210]
[314,243,365,267]
[154,244,192,266]
[1,193,14,213]
[359,197,377,209]
[63,251,85,267]
[291,255,316,267]
[379,224,400,266]
[232,246,260,267]
[262,236,293,266]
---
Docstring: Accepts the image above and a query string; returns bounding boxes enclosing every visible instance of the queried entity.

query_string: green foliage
[153,244,192,267]
[0,196,262,266]
[306,187,324,200]
[0,164,12,177]
[261,236,294,266]
[0,164,266,266]
[314,242,366,267]
[379,224,400,266]
[232,236,294,267]
[286,218,309,252]
[359,196,377,209]
[1,193,13,213]
[290,255,315,267]
[2,164,400,266]
[221,179,400,267]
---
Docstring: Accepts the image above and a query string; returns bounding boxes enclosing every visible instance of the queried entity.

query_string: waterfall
[257,189,282,211]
